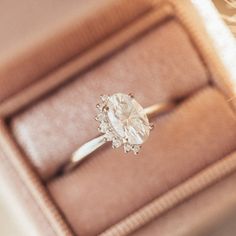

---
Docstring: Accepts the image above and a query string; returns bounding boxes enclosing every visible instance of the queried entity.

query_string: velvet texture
[10,19,236,235]
[11,20,208,179]
[130,158,236,236]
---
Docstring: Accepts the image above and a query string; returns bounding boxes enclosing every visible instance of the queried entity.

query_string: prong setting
[149,123,154,130]
[102,105,109,112]
[128,93,134,98]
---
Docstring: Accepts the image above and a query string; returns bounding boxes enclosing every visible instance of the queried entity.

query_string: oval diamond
[107,93,150,145]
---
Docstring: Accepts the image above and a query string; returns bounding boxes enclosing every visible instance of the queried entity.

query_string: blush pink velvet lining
[11,20,208,179]
[10,20,236,235]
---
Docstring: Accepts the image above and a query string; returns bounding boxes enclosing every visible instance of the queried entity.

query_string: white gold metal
[63,134,107,173]
[63,93,175,173]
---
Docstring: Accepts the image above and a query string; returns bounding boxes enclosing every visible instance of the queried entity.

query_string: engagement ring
[63,93,175,173]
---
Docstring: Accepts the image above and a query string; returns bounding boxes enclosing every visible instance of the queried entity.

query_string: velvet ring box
[0,0,236,235]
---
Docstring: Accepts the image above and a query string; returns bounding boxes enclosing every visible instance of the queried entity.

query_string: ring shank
[62,101,175,173]
[144,102,175,119]
[63,134,107,173]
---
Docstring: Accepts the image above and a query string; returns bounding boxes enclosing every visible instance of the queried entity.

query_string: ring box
[0,0,236,235]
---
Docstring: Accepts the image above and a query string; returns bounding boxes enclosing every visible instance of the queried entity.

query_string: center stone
[107,93,150,145]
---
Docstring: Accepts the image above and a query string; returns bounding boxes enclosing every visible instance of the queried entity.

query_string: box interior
[1,3,236,236]
[11,19,209,180]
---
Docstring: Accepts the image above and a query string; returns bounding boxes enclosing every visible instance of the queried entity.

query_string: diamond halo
[95,93,153,154]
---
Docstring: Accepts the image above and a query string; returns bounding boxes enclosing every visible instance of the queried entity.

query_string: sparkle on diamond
[107,93,150,145]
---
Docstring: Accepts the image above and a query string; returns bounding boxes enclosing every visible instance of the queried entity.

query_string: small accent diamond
[124,143,132,153]
[132,145,141,154]
[95,113,105,122]
[99,122,109,133]
[105,131,114,141]
[112,138,122,148]
[100,94,109,102]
